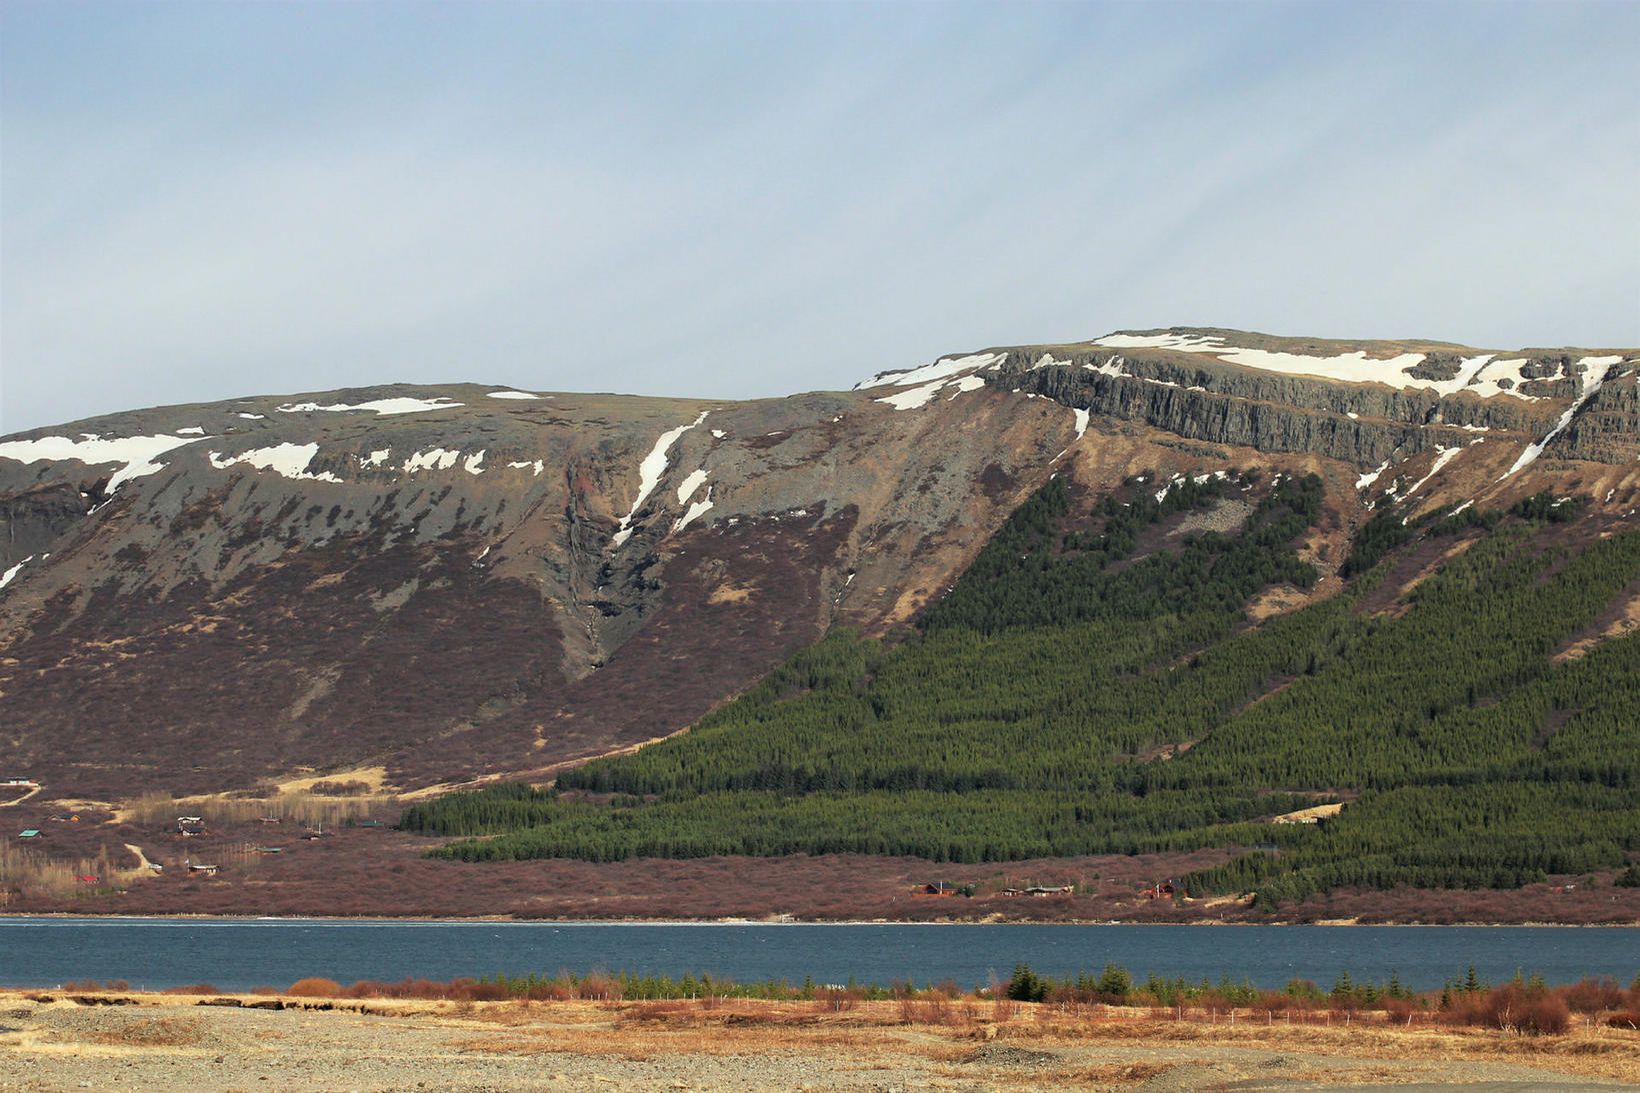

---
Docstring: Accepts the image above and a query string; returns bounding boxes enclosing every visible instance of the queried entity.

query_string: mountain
[3,328,1638,920]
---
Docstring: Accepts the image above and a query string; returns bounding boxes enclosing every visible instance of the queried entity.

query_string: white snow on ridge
[676,468,709,505]
[402,448,461,474]
[507,459,545,476]
[1464,358,1543,401]
[0,555,34,592]
[209,443,342,483]
[487,390,543,400]
[875,379,949,410]
[361,449,391,468]
[856,352,1005,390]
[1094,334,1553,401]
[1213,346,1429,388]
[176,426,206,436]
[237,412,265,420]
[0,433,206,493]
[611,410,711,547]
[1096,333,1227,353]
[876,372,990,411]
[277,397,463,416]
[1442,354,1496,396]
[463,451,487,476]
[1501,356,1621,479]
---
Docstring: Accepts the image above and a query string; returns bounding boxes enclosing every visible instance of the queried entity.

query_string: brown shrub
[812,988,860,1013]
[576,974,621,1001]
[287,977,343,998]
[1563,977,1627,1014]
[160,983,220,995]
[1446,984,1570,1035]
[1605,1011,1640,1031]
[62,979,130,992]
[1384,997,1424,1025]
[309,780,370,797]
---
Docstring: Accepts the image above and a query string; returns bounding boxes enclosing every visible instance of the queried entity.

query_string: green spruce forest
[402,470,1640,908]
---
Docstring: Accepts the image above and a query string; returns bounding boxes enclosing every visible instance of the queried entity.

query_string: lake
[1,918,1634,993]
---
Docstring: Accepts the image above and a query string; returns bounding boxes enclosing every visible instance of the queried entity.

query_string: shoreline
[4,911,1639,927]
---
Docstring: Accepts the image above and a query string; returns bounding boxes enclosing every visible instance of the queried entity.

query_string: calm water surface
[1,919,1635,992]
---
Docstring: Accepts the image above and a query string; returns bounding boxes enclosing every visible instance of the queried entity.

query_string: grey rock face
[992,347,1571,468]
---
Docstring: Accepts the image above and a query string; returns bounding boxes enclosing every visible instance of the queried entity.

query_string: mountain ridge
[2,328,1635,805]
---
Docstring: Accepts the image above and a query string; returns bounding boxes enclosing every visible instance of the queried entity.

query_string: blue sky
[3,1,1637,432]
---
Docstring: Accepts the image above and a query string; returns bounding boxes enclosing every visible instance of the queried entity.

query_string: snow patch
[361,449,391,468]
[1462,358,1547,402]
[277,397,463,416]
[1096,333,1228,353]
[402,448,461,474]
[1071,407,1090,439]
[612,410,710,547]
[208,443,342,483]
[676,468,709,505]
[507,459,545,476]
[0,555,34,591]
[237,412,265,420]
[672,486,713,533]
[710,429,726,439]
[1355,461,1391,491]
[176,426,206,436]
[463,451,486,476]
[1404,446,1462,497]
[487,390,542,400]
[875,379,947,410]
[0,433,206,493]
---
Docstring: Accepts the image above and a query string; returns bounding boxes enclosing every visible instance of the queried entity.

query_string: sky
[2,1,1637,434]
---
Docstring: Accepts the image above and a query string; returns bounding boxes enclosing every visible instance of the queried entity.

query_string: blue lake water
[1,919,1635,993]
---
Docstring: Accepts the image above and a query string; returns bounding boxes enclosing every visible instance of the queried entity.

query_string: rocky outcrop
[994,347,1562,468]
[0,482,94,569]
[1556,368,1640,465]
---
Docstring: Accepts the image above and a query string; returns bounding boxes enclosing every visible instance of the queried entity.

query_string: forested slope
[404,472,1640,907]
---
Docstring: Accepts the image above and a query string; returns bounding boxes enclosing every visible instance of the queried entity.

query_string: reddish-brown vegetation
[10,799,1640,923]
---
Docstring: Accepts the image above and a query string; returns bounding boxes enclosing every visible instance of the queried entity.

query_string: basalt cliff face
[2,329,1636,803]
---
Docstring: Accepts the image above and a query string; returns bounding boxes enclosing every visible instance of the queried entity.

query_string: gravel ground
[1,994,1635,1092]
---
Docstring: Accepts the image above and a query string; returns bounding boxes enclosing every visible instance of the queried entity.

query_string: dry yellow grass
[8,990,1639,1086]
[1271,802,1345,824]
[87,1016,205,1048]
